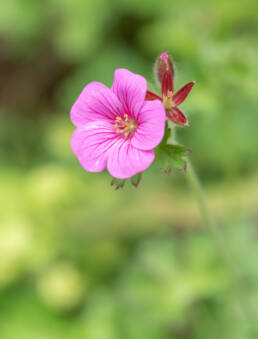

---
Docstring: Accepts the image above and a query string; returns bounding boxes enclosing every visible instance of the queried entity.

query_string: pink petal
[70,82,123,127]
[107,139,155,179]
[131,100,166,150]
[111,69,147,119]
[71,120,118,172]
[167,107,188,126]
[145,90,162,101]
[172,81,196,106]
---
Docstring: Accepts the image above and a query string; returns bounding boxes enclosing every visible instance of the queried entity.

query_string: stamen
[114,114,137,138]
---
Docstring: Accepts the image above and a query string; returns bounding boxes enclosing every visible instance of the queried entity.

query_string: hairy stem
[186,161,227,261]
[185,160,256,332]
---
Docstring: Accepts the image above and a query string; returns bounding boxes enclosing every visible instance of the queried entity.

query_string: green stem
[186,160,255,331]
[186,161,227,260]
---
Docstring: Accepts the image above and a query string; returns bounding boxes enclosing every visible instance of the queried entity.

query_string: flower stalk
[186,159,256,330]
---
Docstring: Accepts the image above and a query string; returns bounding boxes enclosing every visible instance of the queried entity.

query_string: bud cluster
[145,52,196,126]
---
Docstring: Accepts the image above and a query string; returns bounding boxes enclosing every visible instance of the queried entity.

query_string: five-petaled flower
[70,69,166,179]
[146,52,196,126]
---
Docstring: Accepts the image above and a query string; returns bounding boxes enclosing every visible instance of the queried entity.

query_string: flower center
[163,91,173,111]
[114,114,137,138]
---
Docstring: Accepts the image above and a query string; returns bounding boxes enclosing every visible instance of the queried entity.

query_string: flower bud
[156,52,174,92]
[161,70,173,99]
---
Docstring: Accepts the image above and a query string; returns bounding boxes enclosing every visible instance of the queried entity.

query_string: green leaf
[155,144,190,174]
[110,178,126,190]
[130,173,142,188]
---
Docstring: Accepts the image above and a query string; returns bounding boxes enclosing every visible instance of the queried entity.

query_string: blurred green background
[0,0,258,338]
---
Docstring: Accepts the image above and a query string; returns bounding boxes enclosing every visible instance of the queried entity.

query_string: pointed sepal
[110,177,127,190]
[173,81,196,106]
[130,173,142,188]
[167,107,188,126]
[162,70,173,98]
[145,90,162,101]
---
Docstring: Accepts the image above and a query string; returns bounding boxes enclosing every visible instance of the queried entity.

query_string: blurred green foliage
[0,0,258,338]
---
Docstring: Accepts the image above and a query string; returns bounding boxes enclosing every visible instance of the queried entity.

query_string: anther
[114,114,137,138]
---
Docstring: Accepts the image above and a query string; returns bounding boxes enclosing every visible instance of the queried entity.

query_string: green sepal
[110,178,127,190]
[110,172,142,190]
[130,172,142,188]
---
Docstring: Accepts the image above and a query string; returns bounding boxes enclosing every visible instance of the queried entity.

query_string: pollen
[114,114,137,137]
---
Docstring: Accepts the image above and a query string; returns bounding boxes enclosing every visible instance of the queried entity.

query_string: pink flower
[146,52,196,126]
[70,69,166,179]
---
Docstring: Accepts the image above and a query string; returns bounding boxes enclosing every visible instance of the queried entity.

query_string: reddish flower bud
[146,52,196,126]
[156,52,174,92]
